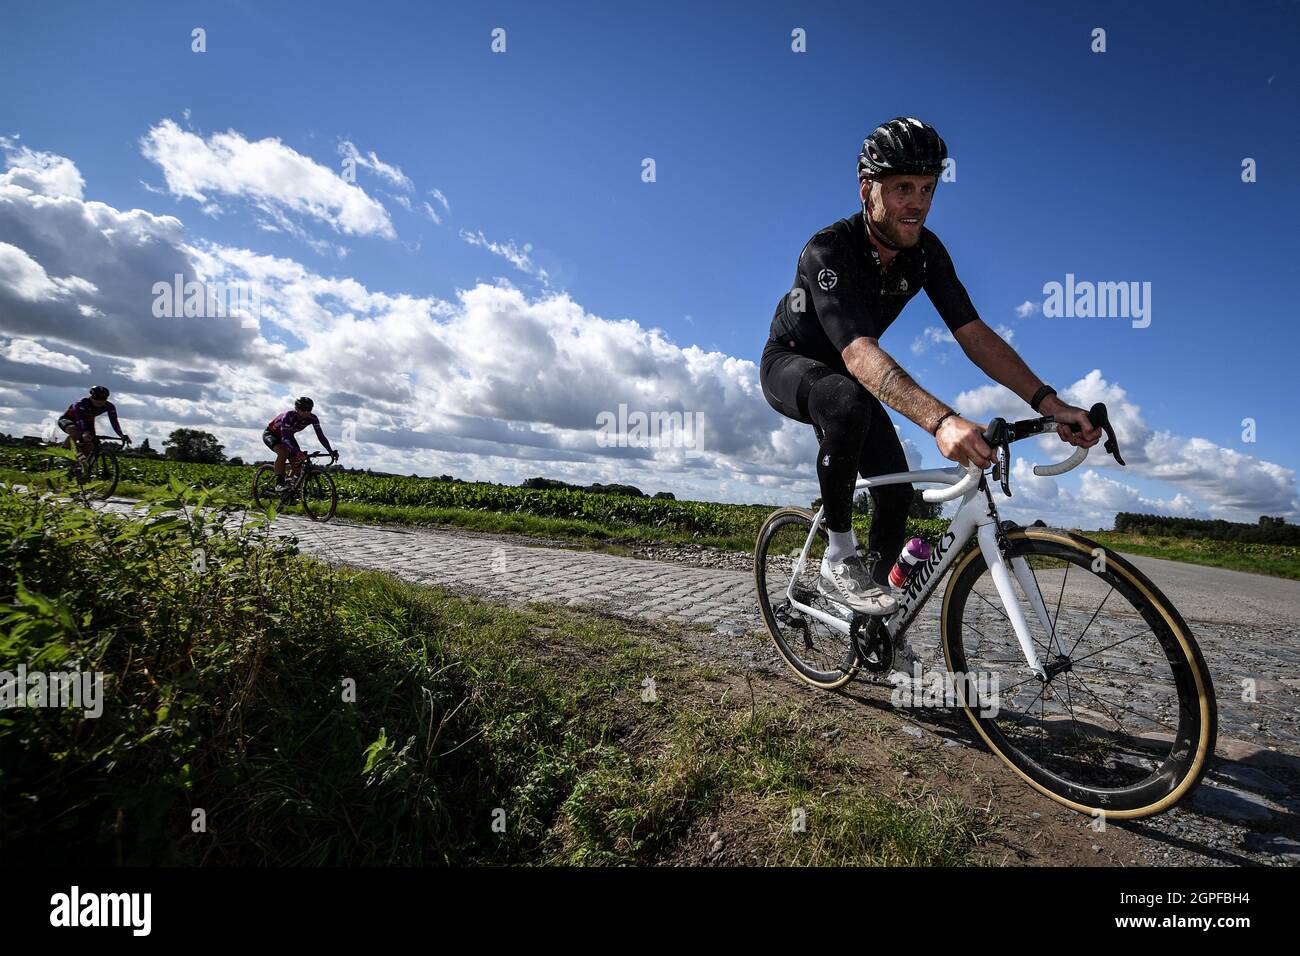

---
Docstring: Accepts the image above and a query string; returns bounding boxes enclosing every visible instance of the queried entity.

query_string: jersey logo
[817,268,838,291]
[898,278,908,292]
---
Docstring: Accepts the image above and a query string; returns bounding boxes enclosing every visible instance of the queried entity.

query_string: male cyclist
[263,396,338,492]
[760,117,1102,622]
[58,386,130,458]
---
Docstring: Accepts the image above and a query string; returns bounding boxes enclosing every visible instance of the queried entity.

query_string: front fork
[975,523,1069,682]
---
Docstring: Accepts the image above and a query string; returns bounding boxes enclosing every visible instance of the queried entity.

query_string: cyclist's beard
[862,201,922,250]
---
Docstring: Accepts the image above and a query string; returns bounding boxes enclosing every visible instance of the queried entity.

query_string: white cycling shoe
[818,554,899,616]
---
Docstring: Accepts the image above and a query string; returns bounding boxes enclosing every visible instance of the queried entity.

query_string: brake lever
[1091,402,1125,466]
[1061,402,1125,466]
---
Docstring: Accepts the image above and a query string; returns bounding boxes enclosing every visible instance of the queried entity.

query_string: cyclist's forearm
[959,323,1046,407]
[843,337,952,434]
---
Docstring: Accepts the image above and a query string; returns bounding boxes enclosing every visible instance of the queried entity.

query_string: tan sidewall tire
[939,527,1216,820]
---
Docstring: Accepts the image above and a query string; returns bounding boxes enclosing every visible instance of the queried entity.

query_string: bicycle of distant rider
[753,403,1217,819]
[47,434,128,501]
[252,451,338,522]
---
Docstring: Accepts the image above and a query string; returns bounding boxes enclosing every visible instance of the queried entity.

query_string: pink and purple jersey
[266,410,332,454]
[64,398,124,436]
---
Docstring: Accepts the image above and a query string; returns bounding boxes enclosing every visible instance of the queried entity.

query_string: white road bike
[754,403,1216,819]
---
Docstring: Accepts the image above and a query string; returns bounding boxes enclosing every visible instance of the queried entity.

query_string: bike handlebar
[926,403,1124,502]
[989,402,1123,496]
[921,463,983,503]
[1032,445,1088,476]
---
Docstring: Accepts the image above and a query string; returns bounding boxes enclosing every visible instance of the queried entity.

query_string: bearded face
[861,174,936,248]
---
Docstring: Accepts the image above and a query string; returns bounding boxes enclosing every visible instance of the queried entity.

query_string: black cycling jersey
[767,211,980,367]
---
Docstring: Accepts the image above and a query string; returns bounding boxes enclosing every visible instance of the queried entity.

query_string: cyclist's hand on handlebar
[330,449,339,462]
[1041,397,1103,449]
[936,416,994,470]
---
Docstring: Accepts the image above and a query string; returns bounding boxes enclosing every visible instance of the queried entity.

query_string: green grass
[5,446,1296,579]
[1089,530,1300,580]
[0,483,988,866]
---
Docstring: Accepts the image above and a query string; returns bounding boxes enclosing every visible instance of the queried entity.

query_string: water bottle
[888,537,932,589]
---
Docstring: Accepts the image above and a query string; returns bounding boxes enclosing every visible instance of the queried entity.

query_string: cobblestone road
[87,498,1300,862]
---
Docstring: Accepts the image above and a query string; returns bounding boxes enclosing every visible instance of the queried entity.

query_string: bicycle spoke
[1064,628,1155,669]
[1064,585,1115,659]
[1070,659,1161,681]
[1052,560,1069,637]
[1060,671,1179,736]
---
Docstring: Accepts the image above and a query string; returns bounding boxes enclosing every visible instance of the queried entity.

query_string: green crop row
[0,445,949,542]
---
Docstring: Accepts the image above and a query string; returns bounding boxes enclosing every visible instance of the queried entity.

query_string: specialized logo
[904,530,956,601]
[817,268,838,291]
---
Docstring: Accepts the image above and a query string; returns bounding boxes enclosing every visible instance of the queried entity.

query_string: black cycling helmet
[294,396,314,412]
[89,385,110,400]
[857,117,948,181]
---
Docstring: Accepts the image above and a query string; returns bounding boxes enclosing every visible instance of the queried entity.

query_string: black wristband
[1030,385,1057,413]
[932,411,957,435]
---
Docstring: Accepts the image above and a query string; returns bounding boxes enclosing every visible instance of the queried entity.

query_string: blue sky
[0,0,1297,526]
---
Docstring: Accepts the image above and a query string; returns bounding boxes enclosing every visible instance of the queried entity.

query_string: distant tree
[131,437,163,459]
[522,477,575,491]
[228,456,244,466]
[587,483,644,497]
[163,429,226,464]
[653,491,676,500]
[854,489,942,520]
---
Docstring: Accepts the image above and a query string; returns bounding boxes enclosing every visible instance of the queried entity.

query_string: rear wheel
[252,465,282,511]
[940,526,1216,819]
[754,508,858,689]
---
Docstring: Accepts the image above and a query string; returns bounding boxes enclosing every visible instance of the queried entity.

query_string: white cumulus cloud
[141,119,395,239]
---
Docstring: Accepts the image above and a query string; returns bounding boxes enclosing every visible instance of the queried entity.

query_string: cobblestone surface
[91,499,1299,864]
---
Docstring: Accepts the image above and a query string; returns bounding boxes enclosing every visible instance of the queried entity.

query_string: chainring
[851,614,894,674]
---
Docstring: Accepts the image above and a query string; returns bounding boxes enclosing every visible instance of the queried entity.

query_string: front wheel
[75,447,119,500]
[940,526,1216,819]
[300,470,337,522]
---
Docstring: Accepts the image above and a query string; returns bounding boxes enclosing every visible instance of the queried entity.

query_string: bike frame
[283,453,331,493]
[784,465,1066,679]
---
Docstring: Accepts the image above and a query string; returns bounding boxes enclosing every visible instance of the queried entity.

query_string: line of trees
[520,476,675,499]
[1114,512,1299,546]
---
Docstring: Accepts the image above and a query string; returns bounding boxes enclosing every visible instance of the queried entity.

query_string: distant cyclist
[760,117,1101,620]
[58,385,130,459]
[263,396,337,491]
